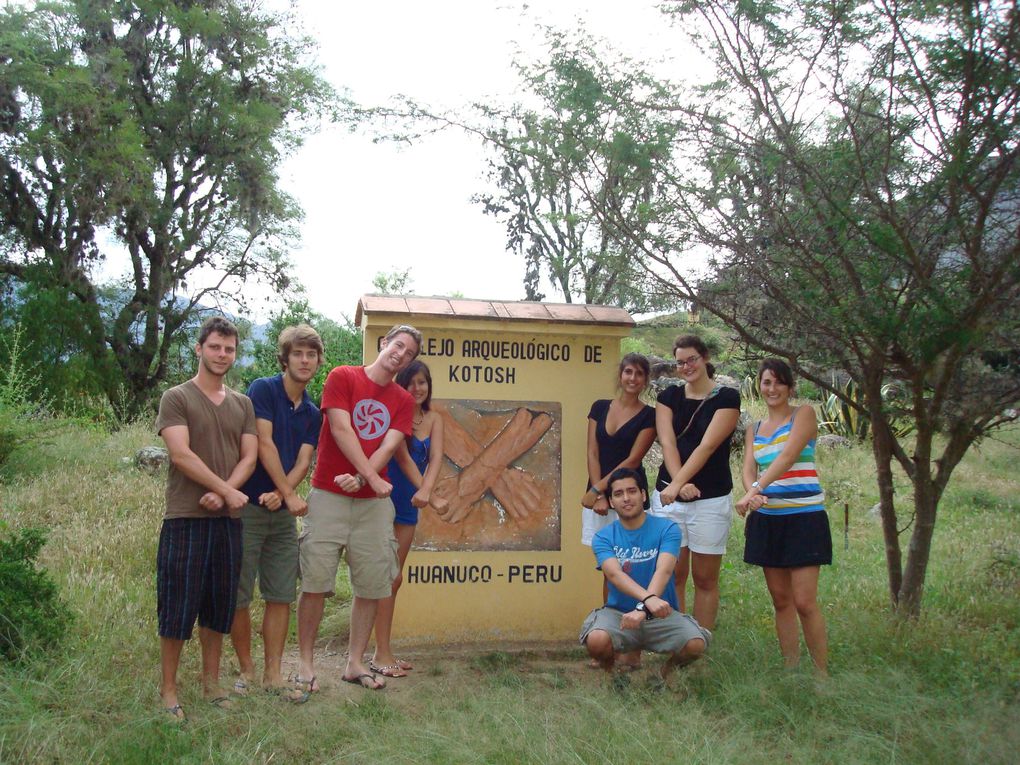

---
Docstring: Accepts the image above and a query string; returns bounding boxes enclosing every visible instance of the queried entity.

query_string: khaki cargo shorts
[298,487,399,600]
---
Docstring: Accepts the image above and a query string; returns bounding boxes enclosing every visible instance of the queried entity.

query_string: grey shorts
[298,488,399,600]
[237,502,298,608]
[579,607,711,655]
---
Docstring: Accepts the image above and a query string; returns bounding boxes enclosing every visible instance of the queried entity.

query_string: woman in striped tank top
[736,359,831,676]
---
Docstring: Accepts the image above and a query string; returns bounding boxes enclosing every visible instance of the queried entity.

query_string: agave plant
[740,374,761,403]
[818,379,915,441]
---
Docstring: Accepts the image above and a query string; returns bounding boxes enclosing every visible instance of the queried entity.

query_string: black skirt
[743,510,832,568]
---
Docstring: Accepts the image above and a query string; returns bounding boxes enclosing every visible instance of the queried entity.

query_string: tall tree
[0,0,336,417]
[370,31,679,312]
[372,267,413,295]
[473,34,679,312]
[582,0,1020,616]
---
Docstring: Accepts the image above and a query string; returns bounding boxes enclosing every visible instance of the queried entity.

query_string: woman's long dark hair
[395,360,432,411]
[758,358,795,389]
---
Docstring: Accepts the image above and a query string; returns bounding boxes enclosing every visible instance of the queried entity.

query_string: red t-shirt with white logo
[311,365,414,497]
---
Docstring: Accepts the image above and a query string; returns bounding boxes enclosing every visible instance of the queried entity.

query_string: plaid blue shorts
[156,517,242,639]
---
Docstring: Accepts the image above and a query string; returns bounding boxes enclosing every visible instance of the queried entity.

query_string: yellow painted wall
[362,313,631,643]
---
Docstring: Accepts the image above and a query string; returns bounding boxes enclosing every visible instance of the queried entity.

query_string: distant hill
[629,311,745,374]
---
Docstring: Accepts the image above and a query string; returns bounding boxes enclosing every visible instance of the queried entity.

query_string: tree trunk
[896,483,938,618]
[871,419,903,608]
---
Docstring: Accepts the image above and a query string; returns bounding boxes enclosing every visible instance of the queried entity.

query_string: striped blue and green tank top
[753,413,825,516]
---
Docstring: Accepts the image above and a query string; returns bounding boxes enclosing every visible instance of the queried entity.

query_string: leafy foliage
[620,335,653,357]
[372,268,414,295]
[0,526,70,662]
[373,30,680,312]
[0,0,339,418]
[490,1,1020,614]
[472,36,680,312]
[238,299,362,402]
[0,324,50,470]
[818,380,916,442]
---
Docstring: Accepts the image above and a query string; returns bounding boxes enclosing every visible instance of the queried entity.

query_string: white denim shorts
[649,491,733,555]
[580,505,620,546]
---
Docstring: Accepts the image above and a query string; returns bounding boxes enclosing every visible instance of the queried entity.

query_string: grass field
[1,420,1018,764]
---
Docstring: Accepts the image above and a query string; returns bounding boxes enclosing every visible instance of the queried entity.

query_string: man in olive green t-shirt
[154,316,257,722]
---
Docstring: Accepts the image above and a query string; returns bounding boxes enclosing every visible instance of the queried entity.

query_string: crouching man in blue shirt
[580,467,712,676]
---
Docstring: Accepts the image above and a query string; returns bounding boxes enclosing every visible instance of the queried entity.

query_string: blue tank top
[389,435,430,517]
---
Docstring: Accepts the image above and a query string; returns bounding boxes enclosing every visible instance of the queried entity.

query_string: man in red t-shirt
[295,324,422,692]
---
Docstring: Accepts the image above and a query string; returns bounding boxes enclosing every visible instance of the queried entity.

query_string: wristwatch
[634,602,652,620]
[751,481,761,489]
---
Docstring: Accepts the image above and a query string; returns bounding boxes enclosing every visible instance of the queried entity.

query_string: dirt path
[272,640,593,703]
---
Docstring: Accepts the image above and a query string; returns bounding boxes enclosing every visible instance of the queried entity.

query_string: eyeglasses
[676,355,701,368]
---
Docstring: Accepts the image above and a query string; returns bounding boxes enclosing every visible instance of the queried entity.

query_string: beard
[200,355,231,378]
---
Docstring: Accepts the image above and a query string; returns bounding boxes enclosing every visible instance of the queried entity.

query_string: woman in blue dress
[370,360,444,677]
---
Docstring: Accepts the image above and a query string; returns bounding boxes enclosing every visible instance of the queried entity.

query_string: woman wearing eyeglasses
[651,335,740,630]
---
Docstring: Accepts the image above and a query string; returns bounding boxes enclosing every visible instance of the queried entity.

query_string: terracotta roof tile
[406,297,455,315]
[545,303,594,321]
[358,295,408,313]
[507,302,553,320]
[356,295,634,327]
[451,300,500,318]
[492,302,513,319]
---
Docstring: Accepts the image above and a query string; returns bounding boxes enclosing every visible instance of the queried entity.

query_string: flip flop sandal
[395,658,414,671]
[369,662,408,678]
[284,687,312,704]
[163,704,185,723]
[231,678,251,697]
[265,684,311,704]
[342,672,385,690]
[208,695,234,710]
[289,673,319,694]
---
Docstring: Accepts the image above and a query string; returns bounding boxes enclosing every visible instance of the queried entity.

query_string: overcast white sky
[277,0,691,323]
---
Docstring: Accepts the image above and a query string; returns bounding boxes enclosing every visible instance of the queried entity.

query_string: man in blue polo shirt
[580,467,712,676]
[230,324,323,701]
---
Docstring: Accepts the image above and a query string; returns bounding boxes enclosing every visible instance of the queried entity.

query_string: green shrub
[797,378,822,400]
[0,525,71,662]
[0,405,22,468]
[819,379,872,440]
[0,324,49,470]
[621,335,653,357]
[237,298,362,402]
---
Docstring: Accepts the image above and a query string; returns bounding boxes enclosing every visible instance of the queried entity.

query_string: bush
[237,299,362,402]
[0,324,48,470]
[620,336,653,357]
[796,378,822,400]
[0,525,71,662]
